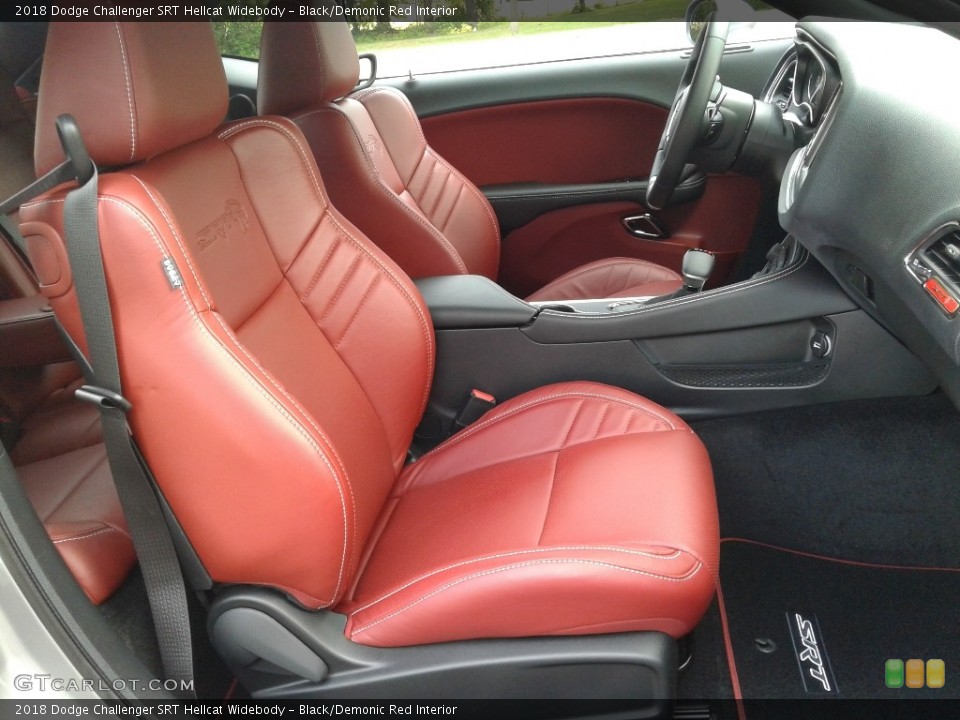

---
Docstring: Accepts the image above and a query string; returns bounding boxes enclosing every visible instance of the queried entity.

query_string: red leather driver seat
[23,20,717,679]
[257,21,684,303]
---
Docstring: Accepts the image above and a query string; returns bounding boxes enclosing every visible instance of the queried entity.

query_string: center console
[413,237,936,447]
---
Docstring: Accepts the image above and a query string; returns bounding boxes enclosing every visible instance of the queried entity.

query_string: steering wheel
[646,19,730,210]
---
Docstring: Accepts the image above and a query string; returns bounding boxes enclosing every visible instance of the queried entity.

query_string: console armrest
[0,295,69,368]
[415,275,537,330]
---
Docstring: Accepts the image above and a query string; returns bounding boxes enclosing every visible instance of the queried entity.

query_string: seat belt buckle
[454,389,496,431]
[75,384,132,413]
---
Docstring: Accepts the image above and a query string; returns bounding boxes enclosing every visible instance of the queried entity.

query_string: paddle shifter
[680,249,715,294]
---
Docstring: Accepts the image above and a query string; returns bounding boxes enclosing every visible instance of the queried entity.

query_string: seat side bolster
[291,104,470,279]
[356,87,501,280]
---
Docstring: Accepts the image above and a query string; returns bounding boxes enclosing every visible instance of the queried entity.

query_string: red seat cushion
[10,375,102,466]
[340,381,718,647]
[15,444,134,605]
[525,257,683,302]
[9,372,130,606]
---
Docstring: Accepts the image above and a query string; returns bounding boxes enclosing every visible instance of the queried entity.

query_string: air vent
[924,232,960,288]
[764,56,797,113]
[906,225,960,317]
[777,65,796,111]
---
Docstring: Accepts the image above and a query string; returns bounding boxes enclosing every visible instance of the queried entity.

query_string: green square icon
[886,659,904,688]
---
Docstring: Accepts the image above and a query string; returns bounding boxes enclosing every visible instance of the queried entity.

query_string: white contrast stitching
[112,23,137,163]
[324,213,435,419]
[21,198,67,210]
[354,86,500,272]
[129,176,361,596]
[351,545,685,614]
[351,558,703,636]
[373,86,501,269]
[129,177,212,308]
[291,105,470,275]
[98,194,351,605]
[51,527,119,545]
[217,117,435,419]
[407,390,680,484]
[218,118,326,202]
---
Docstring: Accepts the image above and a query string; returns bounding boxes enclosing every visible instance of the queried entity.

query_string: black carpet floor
[693,393,960,568]
[718,540,960,701]
[678,598,734,702]
[680,393,960,716]
[99,568,239,699]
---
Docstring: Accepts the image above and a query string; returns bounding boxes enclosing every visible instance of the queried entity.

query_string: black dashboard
[773,20,960,404]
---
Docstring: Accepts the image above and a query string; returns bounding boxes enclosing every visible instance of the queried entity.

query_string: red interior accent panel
[659,175,762,255]
[421,98,669,187]
[923,278,959,316]
[499,176,761,297]
[0,295,70,369]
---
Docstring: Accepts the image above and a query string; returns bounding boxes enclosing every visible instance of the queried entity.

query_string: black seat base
[209,587,678,712]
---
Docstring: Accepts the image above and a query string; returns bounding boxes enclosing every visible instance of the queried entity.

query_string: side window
[211,1,793,73]
[213,22,264,59]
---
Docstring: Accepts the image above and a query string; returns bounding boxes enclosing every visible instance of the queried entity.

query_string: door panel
[388,40,789,290]
[498,175,761,298]
[421,97,668,186]
[483,174,707,235]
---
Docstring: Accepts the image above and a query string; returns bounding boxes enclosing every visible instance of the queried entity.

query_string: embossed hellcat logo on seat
[198,200,249,251]
[364,134,383,160]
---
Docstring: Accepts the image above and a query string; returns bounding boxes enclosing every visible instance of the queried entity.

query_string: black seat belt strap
[0,213,29,258]
[54,114,195,697]
[0,145,79,271]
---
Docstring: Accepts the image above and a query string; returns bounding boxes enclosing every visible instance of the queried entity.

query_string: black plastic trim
[656,361,830,388]
[415,275,537,329]
[422,307,933,440]
[391,40,794,120]
[208,587,676,706]
[523,251,856,344]
[483,174,706,233]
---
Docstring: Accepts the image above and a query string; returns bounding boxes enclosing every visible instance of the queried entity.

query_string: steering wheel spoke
[646,19,729,210]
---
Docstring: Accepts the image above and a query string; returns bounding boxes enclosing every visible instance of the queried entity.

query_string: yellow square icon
[905,659,925,688]
[927,659,945,689]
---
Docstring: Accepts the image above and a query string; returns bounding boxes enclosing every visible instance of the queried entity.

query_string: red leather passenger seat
[23,22,717,649]
[257,22,683,302]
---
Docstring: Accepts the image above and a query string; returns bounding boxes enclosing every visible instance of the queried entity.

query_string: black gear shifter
[639,249,716,307]
[681,249,715,293]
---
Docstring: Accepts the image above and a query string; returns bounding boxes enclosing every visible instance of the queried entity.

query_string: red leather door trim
[421,98,669,186]
[499,175,760,297]
[422,98,761,294]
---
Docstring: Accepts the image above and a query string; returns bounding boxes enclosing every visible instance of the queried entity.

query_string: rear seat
[9,373,100,464]
[0,59,134,605]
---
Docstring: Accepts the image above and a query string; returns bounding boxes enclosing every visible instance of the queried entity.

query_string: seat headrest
[258,21,360,116]
[35,22,228,176]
